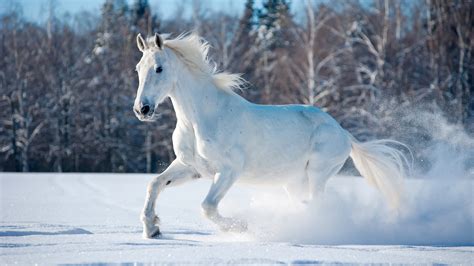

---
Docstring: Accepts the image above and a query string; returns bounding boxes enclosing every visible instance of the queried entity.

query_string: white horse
[134,33,409,238]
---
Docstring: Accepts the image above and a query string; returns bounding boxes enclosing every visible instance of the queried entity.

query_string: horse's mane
[146,33,245,93]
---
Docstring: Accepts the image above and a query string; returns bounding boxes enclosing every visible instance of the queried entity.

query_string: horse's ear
[154,33,163,50]
[137,33,146,52]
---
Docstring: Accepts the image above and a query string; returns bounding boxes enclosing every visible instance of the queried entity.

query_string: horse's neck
[168,74,241,128]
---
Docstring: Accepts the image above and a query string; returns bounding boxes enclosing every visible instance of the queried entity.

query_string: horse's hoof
[143,226,161,239]
[150,228,162,238]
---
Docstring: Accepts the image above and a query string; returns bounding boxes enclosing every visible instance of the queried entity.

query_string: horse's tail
[349,136,411,209]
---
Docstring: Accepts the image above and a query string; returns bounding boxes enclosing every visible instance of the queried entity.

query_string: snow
[0,173,473,264]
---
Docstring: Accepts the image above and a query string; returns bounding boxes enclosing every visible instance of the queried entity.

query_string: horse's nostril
[141,105,150,115]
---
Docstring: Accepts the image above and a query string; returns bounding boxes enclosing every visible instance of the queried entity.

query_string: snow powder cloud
[230,110,473,245]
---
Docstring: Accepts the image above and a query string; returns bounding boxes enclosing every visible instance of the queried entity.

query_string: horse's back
[246,103,341,132]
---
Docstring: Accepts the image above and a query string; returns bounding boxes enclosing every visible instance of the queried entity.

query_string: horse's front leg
[141,159,199,239]
[201,170,247,232]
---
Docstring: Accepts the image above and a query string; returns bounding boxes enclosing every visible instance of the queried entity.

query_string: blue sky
[8,0,285,22]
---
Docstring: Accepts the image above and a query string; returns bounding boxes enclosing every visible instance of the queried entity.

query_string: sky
[7,0,279,22]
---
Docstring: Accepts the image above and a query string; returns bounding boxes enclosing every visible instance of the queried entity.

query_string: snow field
[1,173,472,264]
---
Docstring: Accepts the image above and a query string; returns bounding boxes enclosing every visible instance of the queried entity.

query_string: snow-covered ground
[1,173,472,264]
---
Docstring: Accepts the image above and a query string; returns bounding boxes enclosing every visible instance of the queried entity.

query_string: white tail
[350,139,411,209]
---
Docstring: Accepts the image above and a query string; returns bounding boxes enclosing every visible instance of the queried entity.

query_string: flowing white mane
[147,33,245,93]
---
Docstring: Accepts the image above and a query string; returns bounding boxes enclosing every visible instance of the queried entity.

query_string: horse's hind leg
[306,158,346,201]
[284,174,309,204]
[307,126,351,201]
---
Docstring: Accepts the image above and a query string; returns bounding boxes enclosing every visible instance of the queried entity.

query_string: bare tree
[0,0,472,172]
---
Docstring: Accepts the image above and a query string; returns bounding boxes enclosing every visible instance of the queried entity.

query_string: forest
[0,0,472,172]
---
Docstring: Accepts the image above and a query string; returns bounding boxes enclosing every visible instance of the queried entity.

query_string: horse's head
[133,33,174,121]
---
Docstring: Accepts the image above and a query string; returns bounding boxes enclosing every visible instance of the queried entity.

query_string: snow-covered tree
[232,0,257,75]
[131,0,160,35]
[0,0,472,172]
[254,0,295,102]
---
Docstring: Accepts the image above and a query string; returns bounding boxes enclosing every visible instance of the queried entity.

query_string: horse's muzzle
[134,104,155,121]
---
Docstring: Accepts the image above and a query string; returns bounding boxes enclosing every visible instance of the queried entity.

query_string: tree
[131,0,160,35]
[425,0,473,127]
[225,0,261,101]
[255,0,295,102]
[0,0,472,172]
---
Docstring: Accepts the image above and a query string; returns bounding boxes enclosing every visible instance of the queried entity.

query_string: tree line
[0,0,472,172]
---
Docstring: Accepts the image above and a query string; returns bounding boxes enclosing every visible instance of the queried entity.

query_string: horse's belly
[236,121,315,184]
[239,168,306,186]
[238,150,309,185]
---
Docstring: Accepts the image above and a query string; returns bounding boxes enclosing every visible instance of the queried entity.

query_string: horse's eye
[156,66,163,73]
